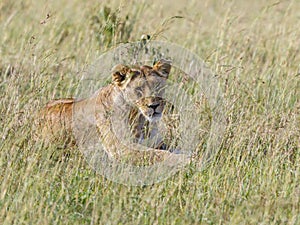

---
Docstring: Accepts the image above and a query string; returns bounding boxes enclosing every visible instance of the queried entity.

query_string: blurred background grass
[0,0,299,224]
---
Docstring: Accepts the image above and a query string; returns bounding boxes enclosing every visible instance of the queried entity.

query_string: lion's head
[111,59,171,122]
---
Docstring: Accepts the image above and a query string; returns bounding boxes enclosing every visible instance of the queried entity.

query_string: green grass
[1,0,300,224]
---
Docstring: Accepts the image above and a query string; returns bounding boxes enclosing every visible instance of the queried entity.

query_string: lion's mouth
[147,112,162,122]
[153,112,162,117]
[140,110,162,122]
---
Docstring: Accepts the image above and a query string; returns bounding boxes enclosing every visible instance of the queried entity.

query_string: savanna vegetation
[0,0,299,224]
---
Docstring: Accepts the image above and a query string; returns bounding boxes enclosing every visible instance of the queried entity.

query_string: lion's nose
[148,103,160,110]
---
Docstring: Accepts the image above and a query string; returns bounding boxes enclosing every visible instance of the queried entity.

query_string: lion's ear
[111,64,131,86]
[153,59,172,78]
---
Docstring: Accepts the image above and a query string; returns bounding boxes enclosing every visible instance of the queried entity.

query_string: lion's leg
[96,120,189,166]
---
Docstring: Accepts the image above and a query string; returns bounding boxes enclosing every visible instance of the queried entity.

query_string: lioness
[37,59,187,165]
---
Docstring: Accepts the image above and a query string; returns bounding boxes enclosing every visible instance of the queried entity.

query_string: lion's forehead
[129,75,165,90]
[118,65,168,105]
[126,81,165,100]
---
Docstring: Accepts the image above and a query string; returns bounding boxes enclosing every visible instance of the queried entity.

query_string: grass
[0,0,299,224]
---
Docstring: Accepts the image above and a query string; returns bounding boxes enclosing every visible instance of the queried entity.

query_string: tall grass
[0,0,299,224]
